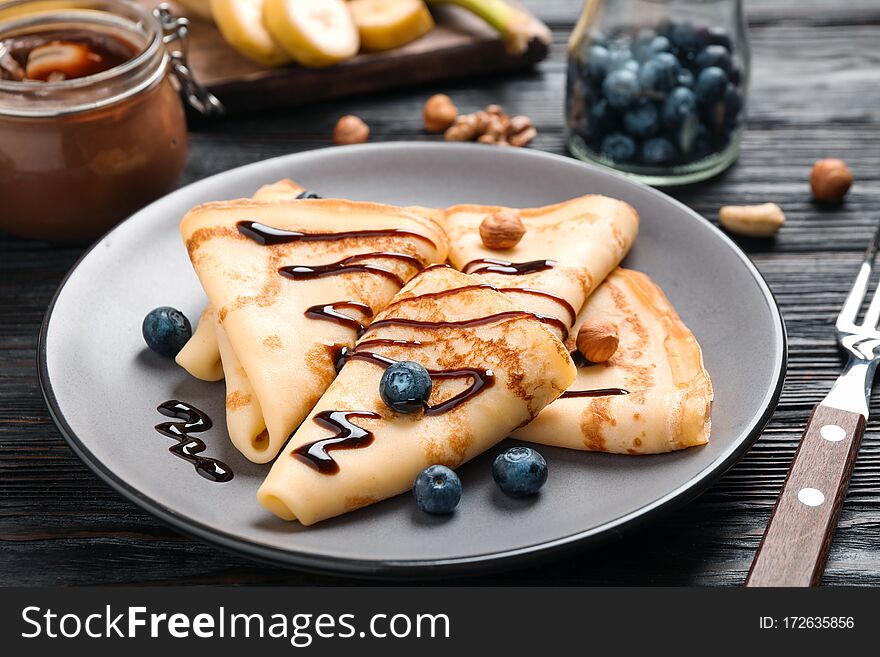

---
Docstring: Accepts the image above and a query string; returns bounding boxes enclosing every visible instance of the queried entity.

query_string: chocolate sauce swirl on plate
[154,401,233,482]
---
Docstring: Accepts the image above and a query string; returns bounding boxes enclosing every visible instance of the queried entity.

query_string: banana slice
[263,0,359,68]
[349,0,434,52]
[212,0,292,67]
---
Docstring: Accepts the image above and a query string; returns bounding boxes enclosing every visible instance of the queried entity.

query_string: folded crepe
[179,197,449,463]
[513,268,713,454]
[258,266,576,525]
[442,195,639,332]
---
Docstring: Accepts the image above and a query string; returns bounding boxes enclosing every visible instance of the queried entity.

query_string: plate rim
[38,142,788,578]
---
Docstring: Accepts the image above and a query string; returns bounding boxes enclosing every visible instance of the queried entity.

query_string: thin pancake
[258,266,576,525]
[442,195,639,331]
[513,268,713,454]
[180,198,449,463]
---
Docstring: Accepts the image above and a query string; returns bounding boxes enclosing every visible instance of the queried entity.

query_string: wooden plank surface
[149,1,549,113]
[2,0,880,586]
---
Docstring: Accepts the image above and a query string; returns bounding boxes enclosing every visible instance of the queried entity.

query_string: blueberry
[413,465,461,514]
[630,29,655,61]
[600,132,637,162]
[142,307,192,358]
[695,66,728,104]
[586,44,611,81]
[641,137,676,165]
[668,21,701,55]
[379,361,432,413]
[635,35,672,62]
[723,83,743,125]
[677,68,694,88]
[638,52,679,95]
[608,48,637,72]
[296,190,322,199]
[589,98,619,137]
[689,125,713,159]
[673,112,701,153]
[661,86,697,128]
[623,101,660,138]
[706,26,732,50]
[601,68,640,109]
[695,45,732,74]
[492,447,548,497]
[728,65,742,85]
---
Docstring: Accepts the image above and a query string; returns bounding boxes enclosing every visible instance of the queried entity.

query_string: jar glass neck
[0,0,164,117]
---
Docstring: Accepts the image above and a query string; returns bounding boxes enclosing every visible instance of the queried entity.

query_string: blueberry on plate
[638,52,679,96]
[600,132,637,162]
[661,86,697,128]
[695,44,732,74]
[142,307,192,358]
[641,137,677,165]
[585,44,611,81]
[492,447,548,497]
[695,66,729,104]
[379,361,432,413]
[413,465,461,514]
[601,68,640,109]
[623,101,660,138]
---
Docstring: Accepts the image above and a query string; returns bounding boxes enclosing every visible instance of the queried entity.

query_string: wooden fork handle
[745,404,865,587]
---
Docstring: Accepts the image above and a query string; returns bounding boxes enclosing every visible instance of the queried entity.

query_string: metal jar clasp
[154,3,223,116]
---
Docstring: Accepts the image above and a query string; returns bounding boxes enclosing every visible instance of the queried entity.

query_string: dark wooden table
[2,0,879,586]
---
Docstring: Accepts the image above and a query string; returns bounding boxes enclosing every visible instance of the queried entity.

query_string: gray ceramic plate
[39,143,786,577]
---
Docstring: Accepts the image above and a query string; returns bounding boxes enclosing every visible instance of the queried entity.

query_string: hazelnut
[423,94,458,133]
[719,203,785,238]
[333,115,369,145]
[508,115,537,147]
[810,158,853,202]
[479,210,525,249]
[576,320,619,363]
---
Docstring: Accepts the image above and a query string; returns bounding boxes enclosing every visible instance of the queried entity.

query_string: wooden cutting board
[147,1,550,114]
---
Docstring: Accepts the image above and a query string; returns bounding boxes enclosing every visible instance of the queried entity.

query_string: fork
[745,225,880,587]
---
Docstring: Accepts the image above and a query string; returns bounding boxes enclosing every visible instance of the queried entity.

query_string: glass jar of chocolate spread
[0,0,221,240]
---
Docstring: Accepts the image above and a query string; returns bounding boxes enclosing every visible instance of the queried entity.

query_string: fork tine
[864,271,880,328]
[838,224,880,328]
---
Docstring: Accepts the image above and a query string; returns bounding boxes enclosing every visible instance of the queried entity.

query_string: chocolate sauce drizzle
[305,301,373,336]
[346,348,496,416]
[154,401,233,482]
[365,310,569,341]
[463,258,557,276]
[560,388,630,399]
[293,410,381,474]
[279,252,424,287]
[237,220,437,250]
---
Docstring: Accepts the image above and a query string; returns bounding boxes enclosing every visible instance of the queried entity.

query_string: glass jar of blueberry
[566,0,749,185]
